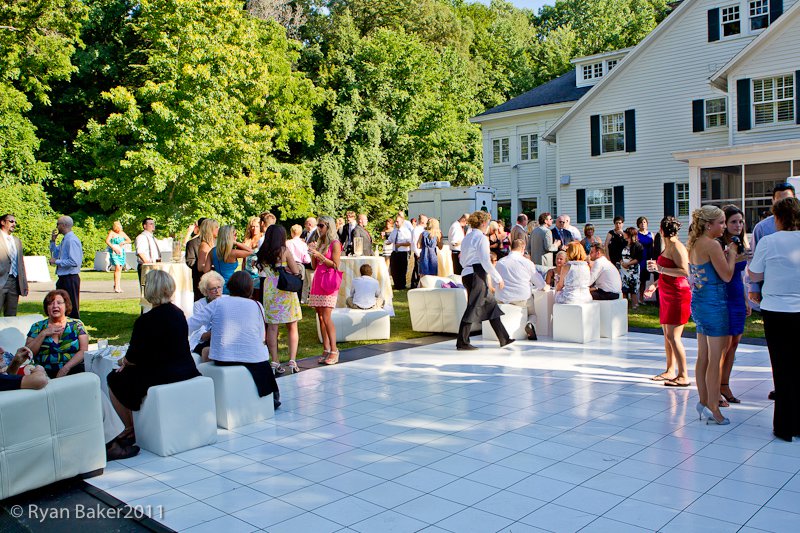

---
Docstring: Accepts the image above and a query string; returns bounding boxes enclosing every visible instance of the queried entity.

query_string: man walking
[0,214,29,316]
[49,216,83,319]
[135,217,161,284]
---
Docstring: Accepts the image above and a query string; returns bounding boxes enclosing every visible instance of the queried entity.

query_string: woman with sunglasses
[309,216,343,365]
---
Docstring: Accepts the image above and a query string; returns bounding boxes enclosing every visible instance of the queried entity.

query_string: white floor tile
[602,499,679,530]
[204,485,272,513]
[350,510,428,533]
[313,495,384,527]
[745,506,800,532]
[394,493,466,524]
[435,507,514,533]
[183,514,258,533]
[684,493,761,525]
[356,480,424,508]
[519,502,596,532]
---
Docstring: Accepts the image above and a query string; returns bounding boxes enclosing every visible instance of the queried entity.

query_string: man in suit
[551,215,574,251]
[301,217,317,244]
[355,213,373,256]
[184,217,206,301]
[339,211,358,255]
[509,214,529,251]
[0,214,29,316]
[527,212,560,267]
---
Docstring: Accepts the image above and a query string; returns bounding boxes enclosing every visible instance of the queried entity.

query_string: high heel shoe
[695,401,709,420]
[721,384,741,404]
[271,361,285,375]
[288,360,299,374]
[322,350,339,365]
[706,411,730,425]
[318,350,330,364]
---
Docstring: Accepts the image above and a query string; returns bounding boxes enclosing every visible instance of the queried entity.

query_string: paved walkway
[22,277,141,303]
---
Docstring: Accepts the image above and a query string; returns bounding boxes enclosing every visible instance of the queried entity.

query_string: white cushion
[197,363,274,429]
[132,377,217,456]
[316,308,391,342]
[553,303,601,344]
[482,304,531,341]
[408,288,475,334]
[0,373,106,499]
[0,314,45,354]
[598,298,628,338]
[533,290,555,337]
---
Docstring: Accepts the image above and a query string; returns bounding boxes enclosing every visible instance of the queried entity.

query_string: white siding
[554,0,770,231]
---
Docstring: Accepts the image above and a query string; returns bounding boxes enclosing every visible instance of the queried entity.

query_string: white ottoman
[316,308,391,343]
[533,290,555,337]
[198,363,275,429]
[132,377,217,456]
[552,302,601,344]
[598,298,628,338]
[482,304,531,341]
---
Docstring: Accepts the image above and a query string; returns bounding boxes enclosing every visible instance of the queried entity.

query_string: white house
[474,0,799,234]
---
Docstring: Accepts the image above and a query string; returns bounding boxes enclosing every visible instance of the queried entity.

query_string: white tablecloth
[85,346,127,396]
[336,256,394,316]
[140,262,194,317]
[438,245,453,277]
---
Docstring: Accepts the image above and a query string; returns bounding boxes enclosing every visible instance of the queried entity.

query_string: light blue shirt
[50,231,83,276]
[748,216,776,295]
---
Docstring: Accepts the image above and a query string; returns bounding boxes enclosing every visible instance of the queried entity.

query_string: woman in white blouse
[457,211,513,350]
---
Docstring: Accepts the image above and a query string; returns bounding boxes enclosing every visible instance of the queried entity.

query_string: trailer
[407,182,496,241]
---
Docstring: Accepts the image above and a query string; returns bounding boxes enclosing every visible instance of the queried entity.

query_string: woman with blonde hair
[456,211,512,350]
[309,216,343,365]
[417,217,443,278]
[688,205,737,425]
[205,225,253,294]
[196,218,219,274]
[545,250,567,288]
[105,221,131,293]
[242,216,263,302]
[555,242,592,304]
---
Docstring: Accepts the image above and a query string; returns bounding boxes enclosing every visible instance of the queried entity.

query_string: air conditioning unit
[418,181,451,190]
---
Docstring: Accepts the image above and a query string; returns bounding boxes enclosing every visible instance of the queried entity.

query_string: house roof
[710,1,800,90]
[542,0,696,142]
[473,70,590,120]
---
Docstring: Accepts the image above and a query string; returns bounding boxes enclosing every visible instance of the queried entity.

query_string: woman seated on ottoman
[107,269,201,444]
[26,290,88,379]
[188,271,280,409]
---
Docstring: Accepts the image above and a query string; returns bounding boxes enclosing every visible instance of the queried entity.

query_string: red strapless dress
[657,256,691,326]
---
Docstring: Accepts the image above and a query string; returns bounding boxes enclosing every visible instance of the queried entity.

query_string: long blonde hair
[426,218,442,241]
[216,225,236,262]
[199,218,219,246]
[244,216,260,242]
[316,215,339,255]
[687,206,724,250]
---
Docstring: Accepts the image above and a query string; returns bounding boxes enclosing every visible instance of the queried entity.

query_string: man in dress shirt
[448,213,469,275]
[0,214,29,316]
[527,212,560,267]
[388,214,412,289]
[551,215,574,251]
[355,214,373,256]
[564,215,582,242]
[135,218,161,283]
[49,216,83,319]
[509,214,529,250]
[589,243,622,300]
[408,214,428,289]
[495,239,545,316]
[346,264,383,310]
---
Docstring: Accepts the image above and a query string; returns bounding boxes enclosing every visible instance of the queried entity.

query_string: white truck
[407,183,496,240]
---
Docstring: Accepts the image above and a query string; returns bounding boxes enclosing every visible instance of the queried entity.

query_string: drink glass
[647,259,657,273]
[97,339,109,349]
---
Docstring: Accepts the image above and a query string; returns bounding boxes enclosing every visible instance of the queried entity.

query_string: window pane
[520,135,528,160]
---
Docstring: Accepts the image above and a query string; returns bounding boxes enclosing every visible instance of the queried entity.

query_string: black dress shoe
[456,344,479,351]
[500,338,515,348]
[773,431,792,442]
[106,442,140,461]
[768,390,776,400]
[525,322,537,341]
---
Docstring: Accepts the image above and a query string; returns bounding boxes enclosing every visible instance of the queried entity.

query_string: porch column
[689,165,702,212]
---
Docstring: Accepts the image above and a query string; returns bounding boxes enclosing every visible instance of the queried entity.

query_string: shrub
[0,184,56,256]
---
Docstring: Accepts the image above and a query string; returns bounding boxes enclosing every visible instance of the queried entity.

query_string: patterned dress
[108,234,126,266]
[27,318,87,375]
[262,263,302,324]
[620,245,640,295]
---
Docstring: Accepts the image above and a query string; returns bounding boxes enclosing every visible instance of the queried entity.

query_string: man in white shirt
[565,214,582,242]
[448,213,469,275]
[589,243,622,300]
[347,264,383,310]
[408,214,428,289]
[495,239,546,316]
[135,217,161,283]
[0,214,29,316]
[388,215,412,289]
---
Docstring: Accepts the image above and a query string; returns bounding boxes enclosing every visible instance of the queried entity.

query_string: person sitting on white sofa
[588,243,622,300]
[495,239,546,316]
[346,264,384,310]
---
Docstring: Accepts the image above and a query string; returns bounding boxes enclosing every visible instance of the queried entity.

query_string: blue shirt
[50,231,83,276]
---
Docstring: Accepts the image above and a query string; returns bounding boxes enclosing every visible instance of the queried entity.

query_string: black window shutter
[708,9,720,42]
[737,78,751,131]
[613,186,625,220]
[663,183,676,217]
[624,109,636,153]
[692,99,705,132]
[770,0,783,23]
[796,71,800,125]
[590,115,600,156]
[577,189,587,224]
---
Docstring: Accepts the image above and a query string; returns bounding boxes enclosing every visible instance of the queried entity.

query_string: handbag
[316,264,343,295]
[275,265,302,293]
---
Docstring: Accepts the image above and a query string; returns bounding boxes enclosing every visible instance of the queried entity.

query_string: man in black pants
[49,216,83,319]
[387,215,412,290]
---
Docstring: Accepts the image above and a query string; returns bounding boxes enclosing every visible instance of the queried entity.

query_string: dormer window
[708,1,780,42]
[607,60,618,72]
[582,62,603,81]
[721,5,741,36]
[749,0,769,30]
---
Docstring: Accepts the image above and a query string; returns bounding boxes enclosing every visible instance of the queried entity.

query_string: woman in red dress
[647,217,692,386]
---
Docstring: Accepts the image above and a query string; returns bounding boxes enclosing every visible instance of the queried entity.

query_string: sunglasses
[317,223,326,228]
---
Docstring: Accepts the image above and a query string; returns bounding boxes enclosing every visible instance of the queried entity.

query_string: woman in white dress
[555,242,592,304]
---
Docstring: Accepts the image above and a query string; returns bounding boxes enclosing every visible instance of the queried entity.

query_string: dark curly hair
[773,197,800,231]
[660,216,681,238]
[43,290,72,316]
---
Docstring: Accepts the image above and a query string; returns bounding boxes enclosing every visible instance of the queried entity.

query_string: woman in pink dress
[309,216,343,365]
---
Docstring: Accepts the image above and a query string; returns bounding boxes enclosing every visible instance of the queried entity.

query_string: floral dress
[620,245,640,294]
[27,318,87,375]
[262,262,302,324]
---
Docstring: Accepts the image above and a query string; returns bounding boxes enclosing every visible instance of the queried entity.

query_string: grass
[628,303,765,338]
[17,291,431,361]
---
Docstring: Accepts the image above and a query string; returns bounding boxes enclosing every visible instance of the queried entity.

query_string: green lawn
[628,303,765,338]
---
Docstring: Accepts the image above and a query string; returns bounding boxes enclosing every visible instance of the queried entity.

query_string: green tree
[73,0,322,233]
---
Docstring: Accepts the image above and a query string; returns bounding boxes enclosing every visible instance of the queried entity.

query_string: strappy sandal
[318,350,330,365]
[288,360,299,374]
[322,350,339,365]
[721,384,741,404]
[271,361,285,374]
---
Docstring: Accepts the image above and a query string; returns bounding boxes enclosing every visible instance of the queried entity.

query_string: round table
[336,256,394,316]
[140,262,194,317]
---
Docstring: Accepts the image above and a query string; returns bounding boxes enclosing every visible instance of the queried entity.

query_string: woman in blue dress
[207,225,252,294]
[105,221,131,293]
[417,218,443,278]
[637,216,654,302]
[719,205,750,406]
[688,206,737,425]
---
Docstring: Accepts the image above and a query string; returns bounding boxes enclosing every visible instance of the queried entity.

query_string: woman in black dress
[605,215,626,265]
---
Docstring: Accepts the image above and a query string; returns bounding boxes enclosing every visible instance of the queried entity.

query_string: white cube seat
[598,298,628,338]
[482,304,532,341]
[0,314,45,353]
[552,302,601,344]
[316,308,391,343]
[0,373,106,499]
[197,362,275,429]
[132,377,217,456]
[533,290,555,337]
[408,287,479,334]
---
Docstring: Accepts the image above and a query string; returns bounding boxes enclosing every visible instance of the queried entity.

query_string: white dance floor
[86,333,799,532]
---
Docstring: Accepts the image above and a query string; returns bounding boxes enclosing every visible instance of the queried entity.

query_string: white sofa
[482,303,531,341]
[0,314,45,354]
[132,377,217,456]
[316,308,391,343]
[0,373,106,499]
[408,274,479,334]
[553,302,601,344]
[598,298,629,338]
[197,363,275,429]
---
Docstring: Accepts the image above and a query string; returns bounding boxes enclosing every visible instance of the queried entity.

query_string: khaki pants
[346,297,385,310]
[499,297,535,317]
[300,268,312,304]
